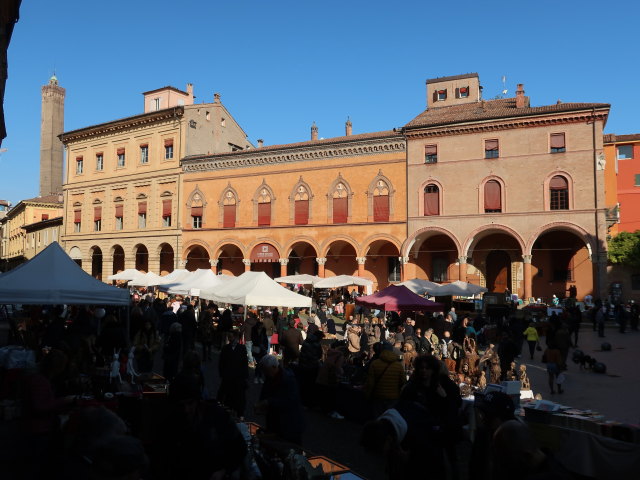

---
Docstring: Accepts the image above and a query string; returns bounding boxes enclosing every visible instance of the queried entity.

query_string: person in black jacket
[162,322,182,382]
[217,330,249,419]
[179,304,197,353]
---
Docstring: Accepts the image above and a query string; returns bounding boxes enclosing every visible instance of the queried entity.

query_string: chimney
[345,117,352,136]
[311,122,318,141]
[257,139,264,148]
[186,83,194,100]
[214,92,221,103]
[515,84,525,108]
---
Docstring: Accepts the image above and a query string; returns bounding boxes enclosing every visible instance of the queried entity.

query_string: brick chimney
[515,84,526,108]
[257,139,264,148]
[345,117,352,136]
[311,122,318,141]
[214,92,221,103]
[186,83,194,102]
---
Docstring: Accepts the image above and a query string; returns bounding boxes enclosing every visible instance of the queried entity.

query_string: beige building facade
[61,85,252,279]
[23,216,63,260]
[403,73,610,301]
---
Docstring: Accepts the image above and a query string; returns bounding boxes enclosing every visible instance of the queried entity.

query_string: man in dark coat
[217,331,249,419]
[282,319,303,366]
[179,304,197,353]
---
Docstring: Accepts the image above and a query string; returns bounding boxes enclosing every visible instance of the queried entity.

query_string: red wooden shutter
[162,199,172,217]
[333,197,348,223]
[424,188,439,216]
[485,139,499,152]
[432,91,438,103]
[41,214,49,221]
[164,139,174,147]
[258,202,271,226]
[484,180,501,211]
[94,206,102,221]
[425,144,437,155]
[373,195,389,222]
[191,206,203,217]
[115,205,123,217]
[138,202,147,214]
[116,148,125,155]
[295,200,309,225]
[223,204,236,228]
[74,210,81,222]
[455,87,460,98]
[549,176,568,190]
[550,133,565,149]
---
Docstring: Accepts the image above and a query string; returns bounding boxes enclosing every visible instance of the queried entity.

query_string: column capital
[316,257,327,265]
[242,259,252,266]
[279,258,289,266]
[458,256,468,264]
[399,256,410,264]
[356,257,367,265]
[209,259,219,267]
[178,260,186,268]
[522,255,532,264]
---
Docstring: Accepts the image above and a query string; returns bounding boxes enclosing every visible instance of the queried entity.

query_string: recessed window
[332,183,349,224]
[41,214,49,221]
[484,180,502,213]
[115,204,124,230]
[74,209,81,232]
[191,205,203,229]
[94,206,102,231]
[154,98,161,111]
[618,145,634,159]
[221,118,226,127]
[456,86,469,98]
[94,219,101,231]
[206,111,211,121]
[550,133,566,153]
[635,174,640,187]
[96,153,104,171]
[140,145,149,164]
[164,139,174,160]
[117,148,125,167]
[425,145,438,164]
[485,139,499,159]
[162,199,172,227]
[138,202,147,228]
[424,184,440,216]
[76,156,83,174]
[223,191,236,228]
[437,89,447,101]
[550,175,569,210]
[373,180,390,222]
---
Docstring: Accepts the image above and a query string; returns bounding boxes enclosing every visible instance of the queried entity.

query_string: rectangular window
[223,204,236,228]
[425,144,438,164]
[154,98,161,111]
[164,139,174,159]
[333,197,348,224]
[550,133,566,153]
[191,205,203,228]
[115,204,124,230]
[41,214,49,221]
[96,153,104,171]
[258,202,271,226]
[74,209,81,232]
[94,219,101,231]
[140,145,149,164]
[138,213,146,229]
[617,145,634,160]
[388,257,401,282]
[94,206,102,231]
[115,217,123,230]
[76,157,84,174]
[162,199,172,227]
[117,148,125,167]
[456,86,469,99]
[635,174,640,187]
[485,139,499,159]
[74,222,81,233]
[437,89,447,101]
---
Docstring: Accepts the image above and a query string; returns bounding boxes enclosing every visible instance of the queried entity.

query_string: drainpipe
[591,108,602,299]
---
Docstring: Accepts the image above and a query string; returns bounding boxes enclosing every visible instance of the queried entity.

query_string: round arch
[182,239,213,260]
[478,175,507,214]
[211,238,246,259]
[134,244,149,272]
[362,234,402,258]
[320,234,360,258]
[284,236,321,258]
[158,243,175,275]
[185,244,210,272]
[402,226,462,258]
[525,221,596,257]
[542,170,576,211]
[110,244,125,275]
[246,238,284,260]
[417,178,445,217]
[463,224,526,258]
[90,246,103,280]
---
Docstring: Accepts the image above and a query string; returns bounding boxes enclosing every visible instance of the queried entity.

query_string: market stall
[355,284,444,312]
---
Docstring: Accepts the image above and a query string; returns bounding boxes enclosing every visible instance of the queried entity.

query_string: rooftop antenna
[501,75,508,96]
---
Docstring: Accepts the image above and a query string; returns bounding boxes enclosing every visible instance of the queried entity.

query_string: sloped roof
[426,73,478,84]
[22,194,63,204]
[405,97,610,129]
[603,133,640,144]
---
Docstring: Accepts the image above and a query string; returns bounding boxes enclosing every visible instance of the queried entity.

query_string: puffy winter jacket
[365,349,405,400]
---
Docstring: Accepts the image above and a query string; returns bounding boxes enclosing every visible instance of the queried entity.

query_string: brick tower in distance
[40,75,65,196]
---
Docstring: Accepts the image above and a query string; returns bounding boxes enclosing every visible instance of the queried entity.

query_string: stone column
[148,253,161,276]
[102,258,113,283]
[209,259,218,274]
[356,257,366,276]
[399,256,410,281]
[125,255,136,270]
[279,258,289,278]
[242,259,251,272]
[316,257,327,277]
[178,259,186,269]
[458,256,468,283]
[522,255,532,301]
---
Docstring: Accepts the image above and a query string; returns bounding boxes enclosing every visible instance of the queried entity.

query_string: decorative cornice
[61,107,184,143]
[404,110,609,139]
[182,137,406,173]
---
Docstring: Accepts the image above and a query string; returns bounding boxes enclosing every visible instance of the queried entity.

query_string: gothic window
[257,188,271,226]
[294,185,309,225]
[372,179,390,222]
[223,190,237,228]
[332,182,348,224]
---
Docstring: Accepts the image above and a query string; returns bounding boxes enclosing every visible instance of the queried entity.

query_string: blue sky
[2,0,639,204]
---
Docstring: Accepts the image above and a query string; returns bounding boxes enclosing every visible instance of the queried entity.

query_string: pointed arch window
[332,182,349,224]
[257,188,271,226]
[189,191,205,229]
[223,190,237,228]
[484,180,502,213]
[373,179,390,222]
[549,175,569,210]
[294,185,309,225]
[424,184,440,216]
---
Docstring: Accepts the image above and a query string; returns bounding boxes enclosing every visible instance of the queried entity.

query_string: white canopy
[314,275,373,289]
[435,280,488,296]
[397,278,442,295]
[107,269,142,281]
[200,271,312,308]
[274,274,321,285]
[0,242,130,305]
[160,269,232,295]
[156,269,191,286]
[129,272,163,287]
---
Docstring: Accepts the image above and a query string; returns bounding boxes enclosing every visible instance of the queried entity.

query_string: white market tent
[156,269,191,286]
[274,274,321,285]
[397,278,442,296]
[435,280,488,296]
[314,275,373,289]
[107,269,142,281]
[129,272,163,287]
[160,269,232,295]
[200,271,312,308]
[0,242,130,305]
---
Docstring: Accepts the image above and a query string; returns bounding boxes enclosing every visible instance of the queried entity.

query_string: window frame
[617,145,634,160]
[96,153,104,171]
[192,215,203,229]
[165,144,174,160]
[484,139,499,159]
[437,89,447,101]
[117,152,126,168]
[76,157,84,174]
[550,133,566,154]
[115,216,123,230]
[424,144,438,164]
[140,145,149,164]
[549,175,570,210]
[94,219,101,232]
[74,221,81,233]
[138,212,147,229]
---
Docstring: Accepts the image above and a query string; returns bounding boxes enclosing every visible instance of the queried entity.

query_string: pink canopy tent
[355,284,444,312]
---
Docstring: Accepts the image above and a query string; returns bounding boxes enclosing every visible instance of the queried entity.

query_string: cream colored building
[403,73,610,301]
[23,216,64,260]
[61,84,252,279]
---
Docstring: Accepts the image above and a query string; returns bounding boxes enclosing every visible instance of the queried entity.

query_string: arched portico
[185,244,210,272]
[286,240,319,277]
[216,243,245,277]
[363,239,401,290]
[158,243,175,275]
[90,246,102,280]
[404,228,461,284]
[134,244,149,272]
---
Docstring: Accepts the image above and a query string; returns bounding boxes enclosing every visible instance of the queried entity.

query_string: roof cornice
[60,106,184,143]
[182,135,406,173]
[404,108,609,139]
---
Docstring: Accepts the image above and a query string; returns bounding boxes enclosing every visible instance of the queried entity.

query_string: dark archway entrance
[91,247,102,280]
[159,244,174,275]
[112,245,124,275]
[287,242,318,276]
[186,245,210,271]
[135,245,149,272]
[486,250,511,293]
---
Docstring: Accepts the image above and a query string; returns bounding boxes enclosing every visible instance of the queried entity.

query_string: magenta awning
[355,284,444,312]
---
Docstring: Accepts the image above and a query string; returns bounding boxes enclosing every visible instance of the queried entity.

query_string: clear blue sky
[2,0,639,205]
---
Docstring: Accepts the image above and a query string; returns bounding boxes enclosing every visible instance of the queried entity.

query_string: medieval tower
[39,75,65,196]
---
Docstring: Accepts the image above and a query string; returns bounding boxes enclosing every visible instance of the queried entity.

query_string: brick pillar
[148,253,160,276]
[400,256,410,281]
[210,259,218,274]
[356,257,366,276]
[243,259,251,272]
[279,258,289,277]
[102,258,113,283]
[523,255,532,302]
[316,257,327,277]
[457,256,467,283]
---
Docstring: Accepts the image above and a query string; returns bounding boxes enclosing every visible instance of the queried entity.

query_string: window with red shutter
[258,202,271,226]
[223,204,236,228]
[424,185,439,216]
[295,200,309,225]
[333,197,348,223]
[484,180,502,213]
[373,195,389,222]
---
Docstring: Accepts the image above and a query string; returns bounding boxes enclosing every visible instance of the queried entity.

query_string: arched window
[294,185,309,225]
[223,190,237,228]
[188,190,205,229]
[257,188,271,226]
[332,182,349,224]
[484,180,502,213]
[424,184,440,216]
[372,179,390,222]
[550,175,569,210]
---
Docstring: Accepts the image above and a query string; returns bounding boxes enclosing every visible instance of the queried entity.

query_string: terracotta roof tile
[426,73,479,84]
[22,194,63,204]
[604,133,640,144]
[404,97,609,129]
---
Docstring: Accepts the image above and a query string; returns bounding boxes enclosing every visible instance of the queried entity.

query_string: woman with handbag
[522,322,540,360]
